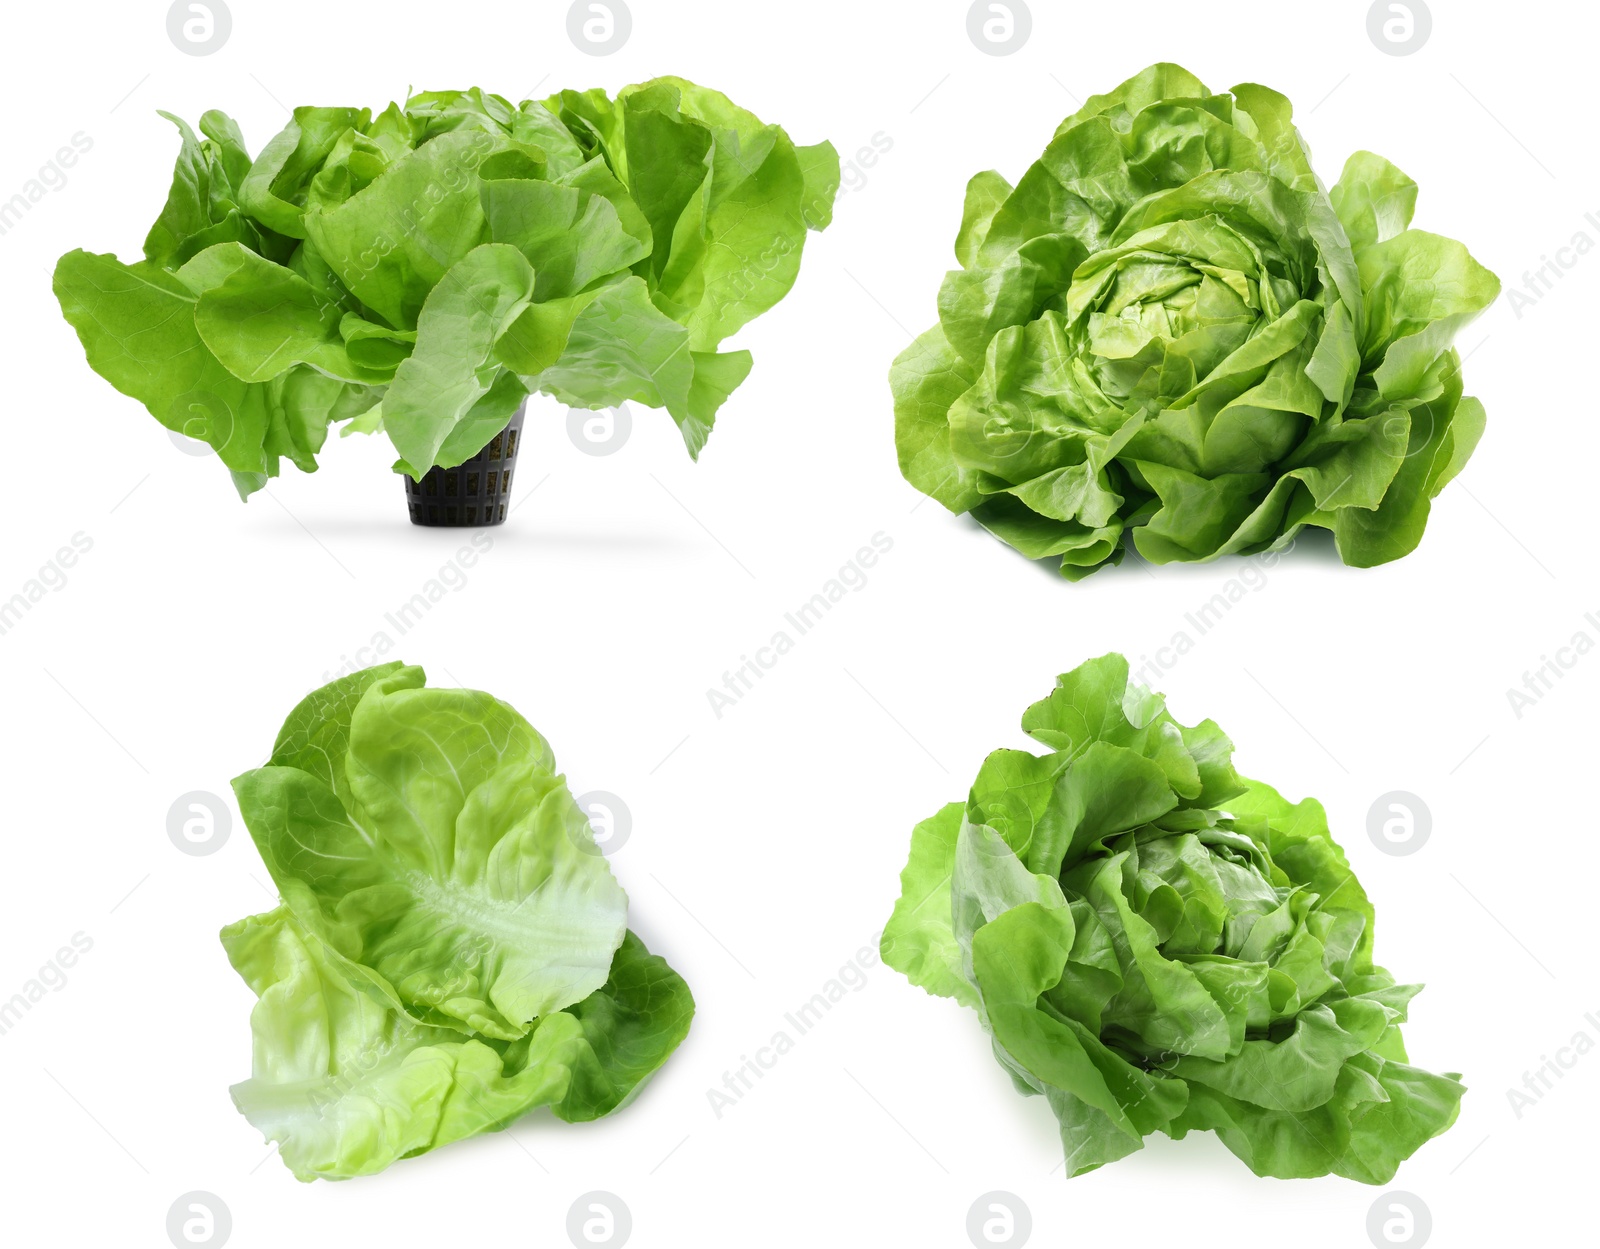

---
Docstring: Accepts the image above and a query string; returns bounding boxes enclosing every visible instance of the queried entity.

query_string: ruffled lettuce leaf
[224,909,693,1181]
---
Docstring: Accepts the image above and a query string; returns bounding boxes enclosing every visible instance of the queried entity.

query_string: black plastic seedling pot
[403,406,527,528]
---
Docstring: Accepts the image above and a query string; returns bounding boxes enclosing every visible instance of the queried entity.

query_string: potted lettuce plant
[54,80,838,526]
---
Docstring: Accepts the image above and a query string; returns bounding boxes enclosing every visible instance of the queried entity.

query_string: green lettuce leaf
[381,243,537,474]
[233,664,628,1039]
[224,910,692,1181]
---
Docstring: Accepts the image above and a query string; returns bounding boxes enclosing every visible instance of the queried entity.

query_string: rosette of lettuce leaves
[893,64,1498,578]
[224,663,693,1181]
[54,80,838,498]
[883,654,1462,1181]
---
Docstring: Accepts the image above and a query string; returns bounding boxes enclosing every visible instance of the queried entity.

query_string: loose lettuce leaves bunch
[883,654,1462,1181]
[894,64,1498,578]
[224,663,693,1181]
[54,81,838,498]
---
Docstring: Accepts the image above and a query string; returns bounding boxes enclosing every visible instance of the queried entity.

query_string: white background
[0,1,1593,1245]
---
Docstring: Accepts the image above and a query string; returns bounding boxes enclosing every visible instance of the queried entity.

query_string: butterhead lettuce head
[224,663,693,1180]
[883,654,1462,1181]
[894,64,1498,578]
